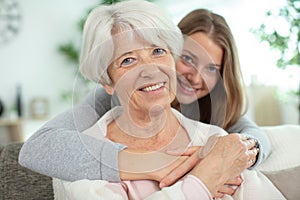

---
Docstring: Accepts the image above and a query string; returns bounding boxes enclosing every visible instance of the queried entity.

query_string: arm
[19,87,126,182]
[19,86,189,182]
[226,116,271,168]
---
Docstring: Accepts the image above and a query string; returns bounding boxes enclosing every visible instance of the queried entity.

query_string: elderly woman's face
[103,31,176,112]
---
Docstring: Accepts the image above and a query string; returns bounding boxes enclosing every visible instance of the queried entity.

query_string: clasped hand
[158,134,258,198]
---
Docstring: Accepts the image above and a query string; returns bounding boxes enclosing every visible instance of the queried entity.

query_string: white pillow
[257,125,300,172]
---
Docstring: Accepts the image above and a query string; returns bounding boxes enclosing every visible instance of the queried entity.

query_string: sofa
[0,142,53,200]
[1,125,300,200]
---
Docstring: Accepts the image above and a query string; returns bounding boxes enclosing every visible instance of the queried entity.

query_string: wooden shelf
[0,118,24,142]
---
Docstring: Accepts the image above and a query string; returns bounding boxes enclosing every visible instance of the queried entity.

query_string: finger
[217,185,236,196]
[165,146,200,156]
[213,192,225,199]
[159,153,199,188]
[244,138,257,150]
[247,158,255,167]
[247,148,259,167]
[225,176,243,186]
[239,134,250,141]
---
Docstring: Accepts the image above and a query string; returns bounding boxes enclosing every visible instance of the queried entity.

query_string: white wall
[0,0,98,118]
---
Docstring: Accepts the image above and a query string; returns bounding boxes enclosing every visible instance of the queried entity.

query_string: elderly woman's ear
[103,84,114,95]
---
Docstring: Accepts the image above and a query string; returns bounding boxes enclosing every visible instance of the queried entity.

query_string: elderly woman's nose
[140,65,160,78]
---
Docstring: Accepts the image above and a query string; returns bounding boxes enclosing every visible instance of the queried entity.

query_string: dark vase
[0,98,4,117]
[16,85,22,117]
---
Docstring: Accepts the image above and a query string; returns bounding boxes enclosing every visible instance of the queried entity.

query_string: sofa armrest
[0,143,53,200]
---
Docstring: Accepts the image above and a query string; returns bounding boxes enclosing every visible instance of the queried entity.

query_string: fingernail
[159,182,165,188]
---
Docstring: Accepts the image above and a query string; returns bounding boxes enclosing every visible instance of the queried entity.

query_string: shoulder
[171,109,227,145]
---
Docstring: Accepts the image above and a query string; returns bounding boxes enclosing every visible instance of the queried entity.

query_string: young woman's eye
[202,64,220,77]
[121,57,135,66]
[207,65,218,72]
[153,48,166,55]
[181,54,195,67]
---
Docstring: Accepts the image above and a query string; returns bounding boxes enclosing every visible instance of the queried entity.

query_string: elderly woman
[52,1,286,200]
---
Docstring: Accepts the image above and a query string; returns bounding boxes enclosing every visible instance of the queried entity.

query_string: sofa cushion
[0,142,53,200]
[258,125,300,171]
[0,143,4,154]
[258,125,300,200]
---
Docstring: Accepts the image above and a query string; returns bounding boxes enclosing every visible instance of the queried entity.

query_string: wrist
[119,150,186,181]
[189,157,229,195]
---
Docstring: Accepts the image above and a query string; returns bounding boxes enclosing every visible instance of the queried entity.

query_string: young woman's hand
[159,146,202,188]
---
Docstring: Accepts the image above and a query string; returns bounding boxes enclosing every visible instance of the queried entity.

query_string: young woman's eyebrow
[208,63,221,68]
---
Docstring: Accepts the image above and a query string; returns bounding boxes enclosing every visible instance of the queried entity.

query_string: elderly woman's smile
[139,82,165,92]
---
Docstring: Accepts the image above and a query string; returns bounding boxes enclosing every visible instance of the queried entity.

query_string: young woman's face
[176,32,223,104]
[104,31,176,113]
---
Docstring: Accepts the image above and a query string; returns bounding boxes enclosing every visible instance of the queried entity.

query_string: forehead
[113,31,149,56]
[185,33,223,65]
[183,36,213,65]
[112,30,167,58]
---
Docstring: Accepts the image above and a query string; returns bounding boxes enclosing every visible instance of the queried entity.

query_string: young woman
[19,2,270,197]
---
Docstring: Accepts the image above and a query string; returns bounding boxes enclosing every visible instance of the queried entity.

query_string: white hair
[79,0,183,85]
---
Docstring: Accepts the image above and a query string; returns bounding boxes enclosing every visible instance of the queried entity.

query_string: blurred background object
[0,98,4,117]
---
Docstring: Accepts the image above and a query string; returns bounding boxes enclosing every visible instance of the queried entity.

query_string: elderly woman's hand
[189,134,250,197]
[159,146,244,198]
[230,133,259,167]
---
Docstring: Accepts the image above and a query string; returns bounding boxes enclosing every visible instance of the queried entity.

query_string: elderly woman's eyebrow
[117,52,133,59]
[116,44,165,59]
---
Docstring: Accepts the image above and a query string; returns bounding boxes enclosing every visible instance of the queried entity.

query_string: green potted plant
[251,0,300,123]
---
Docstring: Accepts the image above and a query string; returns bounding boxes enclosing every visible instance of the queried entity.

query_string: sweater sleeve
[226,116,271,169]
[19,87,127,182]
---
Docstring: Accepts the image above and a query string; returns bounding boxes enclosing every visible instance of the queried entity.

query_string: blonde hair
[79,0,183,85]
[178,9,248,129]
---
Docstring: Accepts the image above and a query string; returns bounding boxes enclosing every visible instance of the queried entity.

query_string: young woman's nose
[185,68,204,86]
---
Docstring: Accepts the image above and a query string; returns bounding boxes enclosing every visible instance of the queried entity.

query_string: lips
[139,82,166,92]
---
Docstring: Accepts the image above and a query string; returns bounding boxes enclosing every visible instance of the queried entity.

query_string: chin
[176,93,198,105]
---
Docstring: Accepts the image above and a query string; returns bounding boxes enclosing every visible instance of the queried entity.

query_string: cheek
[175,61,186,74]
[203,76,219,91]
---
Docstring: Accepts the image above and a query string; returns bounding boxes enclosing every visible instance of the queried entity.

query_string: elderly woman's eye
[153,48,166,55]
[121,57,135,66]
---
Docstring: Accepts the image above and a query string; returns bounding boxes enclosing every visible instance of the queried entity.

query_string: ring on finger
[244,139,253,149]
[240,134,249,141]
